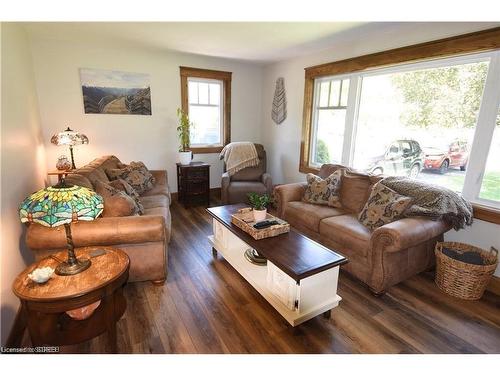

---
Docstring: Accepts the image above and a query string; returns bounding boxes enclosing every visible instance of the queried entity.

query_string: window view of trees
[352,61,494,197]
[315,139,331,164]
[392,63,490,129]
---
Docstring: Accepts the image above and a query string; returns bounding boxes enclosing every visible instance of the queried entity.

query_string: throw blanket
[380,176,473,230]
[220,142,259,176]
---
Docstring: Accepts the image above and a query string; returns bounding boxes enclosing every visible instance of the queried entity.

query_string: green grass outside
[421,171,500,202]
[479,171,500,202]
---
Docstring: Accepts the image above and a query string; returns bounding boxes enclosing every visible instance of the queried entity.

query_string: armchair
[221,143,273,204]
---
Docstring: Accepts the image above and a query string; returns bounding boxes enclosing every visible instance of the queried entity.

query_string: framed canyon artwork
[80,68,152,115]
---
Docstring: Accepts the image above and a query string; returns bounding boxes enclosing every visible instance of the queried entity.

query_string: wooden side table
[48,170,75,183]
[176,162,210,207]
[12,247,129,353]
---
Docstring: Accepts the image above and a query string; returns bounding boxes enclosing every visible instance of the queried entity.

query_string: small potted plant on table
[177,108,193,165]
[247,192,272,222]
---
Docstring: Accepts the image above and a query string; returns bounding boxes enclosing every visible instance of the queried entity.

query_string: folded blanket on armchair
[220,142,259,176]
[380,176,473,230]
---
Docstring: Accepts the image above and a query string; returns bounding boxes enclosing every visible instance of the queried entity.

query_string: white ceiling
[24,22,362,63]
[24,22,499,64]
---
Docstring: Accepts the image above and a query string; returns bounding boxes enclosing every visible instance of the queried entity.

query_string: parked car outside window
[423,139,469,174]
[365,139,424,178]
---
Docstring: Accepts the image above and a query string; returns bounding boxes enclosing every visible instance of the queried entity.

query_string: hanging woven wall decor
[272,77,287,124]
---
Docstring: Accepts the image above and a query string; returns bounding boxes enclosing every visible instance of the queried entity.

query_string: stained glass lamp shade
[19,183,104,275]
[50,127,89,169]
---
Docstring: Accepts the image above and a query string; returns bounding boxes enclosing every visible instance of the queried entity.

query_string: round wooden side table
[12,246,129,353]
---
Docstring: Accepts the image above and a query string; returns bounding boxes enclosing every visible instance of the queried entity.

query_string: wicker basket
[435,242,498,300]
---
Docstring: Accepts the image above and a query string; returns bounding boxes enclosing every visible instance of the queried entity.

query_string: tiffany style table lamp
[19,181,104,276]
[50,127,89,169]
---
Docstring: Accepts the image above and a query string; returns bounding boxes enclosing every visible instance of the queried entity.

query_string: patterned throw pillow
[106,161,155,195]
[358,182,413,230]
[302,170,342,207]
[109,179,144,215]
[94,180,142,217]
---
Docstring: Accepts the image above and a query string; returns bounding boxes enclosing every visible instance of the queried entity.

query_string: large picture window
[351,59,489,193]
[180,66,231,153]
[301,28,500,217]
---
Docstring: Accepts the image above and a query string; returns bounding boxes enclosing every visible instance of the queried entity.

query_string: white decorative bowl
[28,267,54,283]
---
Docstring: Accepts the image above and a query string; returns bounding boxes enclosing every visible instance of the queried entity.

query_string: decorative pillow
[109,179,144,215]
[358,182,413,230]
[106,161,155,195]
[302,170,342,207]
[94,180,141,217]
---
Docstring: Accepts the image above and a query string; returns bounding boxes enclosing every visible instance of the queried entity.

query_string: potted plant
[247,192,272,222]
[177,108,193,165]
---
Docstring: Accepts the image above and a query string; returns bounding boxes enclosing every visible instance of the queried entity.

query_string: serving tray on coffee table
[230,207,290,240]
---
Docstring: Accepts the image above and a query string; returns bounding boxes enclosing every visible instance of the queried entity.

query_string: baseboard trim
[171,187,221,201]
[486,275,500,296]
[5,305,26,348]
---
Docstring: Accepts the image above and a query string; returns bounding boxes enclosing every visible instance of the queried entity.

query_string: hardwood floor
[21,194,500,353]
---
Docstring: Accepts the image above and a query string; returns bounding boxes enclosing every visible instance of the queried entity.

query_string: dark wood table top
[207,204,348,281]
[13,247,129,302]
[176,161,210,167]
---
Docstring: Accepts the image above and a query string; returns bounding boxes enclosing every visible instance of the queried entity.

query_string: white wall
[0,23,47,345]
[445,220,500,277]
[260,22,500,276]
[30,38,263,191]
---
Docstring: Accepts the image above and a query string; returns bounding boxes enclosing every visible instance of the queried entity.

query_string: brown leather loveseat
[25,155,171,284]
[274,164,451,294]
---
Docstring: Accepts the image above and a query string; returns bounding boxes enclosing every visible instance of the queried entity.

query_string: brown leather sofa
[274,164,451,294]
[221,143,273,204]
[25,155,171,284]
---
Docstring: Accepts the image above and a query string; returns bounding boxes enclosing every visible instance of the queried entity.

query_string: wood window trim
[299,27,500,224]
[304,27,500,79]
[180,66,231,154]
[472,204,500,225]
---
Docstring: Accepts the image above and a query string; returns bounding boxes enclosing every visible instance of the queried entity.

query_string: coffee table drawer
[267,262,298,310]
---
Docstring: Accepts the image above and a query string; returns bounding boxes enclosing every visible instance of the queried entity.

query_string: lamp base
[55,258,91,276]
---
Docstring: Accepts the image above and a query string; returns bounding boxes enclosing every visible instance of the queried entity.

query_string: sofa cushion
[358,182,413,230]
[140,183,171,202]
[109,179,144,214]
[109,178,138,198]
[140,195,169,209]
[94,180,141,217]
[317,164,345,179]
[285,201,345,233]
[74,166,110,187]
[302,170,342,207]
[339,171,373,213]
[65,173,93,190]
[98,155,122,171]
[143,206,169,218]
[319,214,371,257]
[106,161,155,194]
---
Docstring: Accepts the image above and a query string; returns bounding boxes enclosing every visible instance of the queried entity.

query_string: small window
[310,78,350,165]
[187,79,223,146]
[389,143,400,154]
[180,67,232,153]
